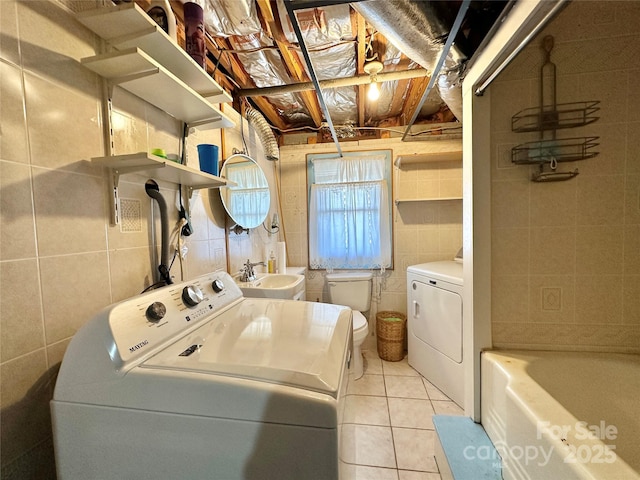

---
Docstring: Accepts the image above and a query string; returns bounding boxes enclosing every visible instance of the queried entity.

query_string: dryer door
[409,280,462,363]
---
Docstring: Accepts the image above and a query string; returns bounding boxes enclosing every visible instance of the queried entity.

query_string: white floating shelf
[395,197,462,205]
[395,151,462,167]
[92,153,228,190]
[77,2,232,104]
[82,48,234,129]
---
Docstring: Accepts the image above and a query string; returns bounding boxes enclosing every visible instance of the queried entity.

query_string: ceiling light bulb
[368,82,380,101]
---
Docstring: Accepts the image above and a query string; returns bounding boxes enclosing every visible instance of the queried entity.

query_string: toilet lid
[353,311,367,331]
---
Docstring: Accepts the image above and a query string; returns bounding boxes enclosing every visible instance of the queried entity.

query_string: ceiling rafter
[355,11,366,127]
[388,58,418,124]
[212,35,288,131]
[401,75,431,126]
[147,0,513,137]
[256,0,323,127]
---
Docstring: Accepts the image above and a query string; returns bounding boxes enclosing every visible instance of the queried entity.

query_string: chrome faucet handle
[240,259,264,282]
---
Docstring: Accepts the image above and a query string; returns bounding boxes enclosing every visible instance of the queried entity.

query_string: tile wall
[490,1,640,352]
[278,136,463,351]
[1,1,464,477]
[0,0,231,476]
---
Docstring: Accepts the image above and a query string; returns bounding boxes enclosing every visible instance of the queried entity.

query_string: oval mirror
[219,154,270,229]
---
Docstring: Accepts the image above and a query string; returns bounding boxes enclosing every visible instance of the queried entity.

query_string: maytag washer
[407,261,464,406]
[51,271,352,479]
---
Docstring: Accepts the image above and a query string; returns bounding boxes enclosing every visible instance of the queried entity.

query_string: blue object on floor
[433,415,502,480]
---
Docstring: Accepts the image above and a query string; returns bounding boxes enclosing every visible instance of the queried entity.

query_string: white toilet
[326,272,373,379]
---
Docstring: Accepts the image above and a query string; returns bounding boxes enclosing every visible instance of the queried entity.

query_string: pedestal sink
[235,273,306,300]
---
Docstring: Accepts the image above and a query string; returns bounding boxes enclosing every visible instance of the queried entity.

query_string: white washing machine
[51,271,352,479]
[407,261,464,406]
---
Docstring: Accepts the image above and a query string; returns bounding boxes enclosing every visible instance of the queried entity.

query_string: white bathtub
[481,350,640,480]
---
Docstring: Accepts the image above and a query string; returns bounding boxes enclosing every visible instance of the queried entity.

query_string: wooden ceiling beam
[386,56,415,119]
[402,76,431,127]
[355,11,366,127]
[256,0,323,127]
[210,35,288,131]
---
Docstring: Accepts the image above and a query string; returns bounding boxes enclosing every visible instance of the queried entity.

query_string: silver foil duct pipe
[245,106,280,161]
[352,0,466,122]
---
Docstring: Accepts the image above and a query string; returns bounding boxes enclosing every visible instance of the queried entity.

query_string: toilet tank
[326,272,373,312]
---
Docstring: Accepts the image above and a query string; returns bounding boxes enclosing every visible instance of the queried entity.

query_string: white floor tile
[382,358,419,376]
[343,464,400,480]
[342,424,397,468]
[422,378,451,401]
[342,351,447,480]
[348,374,386,396]
[398,471,442,480]
[363,350,384,374]
[431,400,464,416]
[344,395,390,426]
[388,397,435,429]
[392,428,439,472]
[385,375,429,399]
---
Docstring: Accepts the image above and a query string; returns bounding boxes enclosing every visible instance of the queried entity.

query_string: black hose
[145,180,173,285]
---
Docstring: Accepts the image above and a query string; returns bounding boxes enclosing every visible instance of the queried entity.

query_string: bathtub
[481,350,640,480]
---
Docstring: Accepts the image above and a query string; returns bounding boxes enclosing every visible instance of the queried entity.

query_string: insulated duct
[352,0,467,122]
[245,106,280,161]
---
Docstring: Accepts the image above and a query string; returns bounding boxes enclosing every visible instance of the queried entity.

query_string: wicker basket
[376,311,407,362]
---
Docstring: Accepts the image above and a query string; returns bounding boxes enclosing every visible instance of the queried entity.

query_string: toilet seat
[353,311,367,332]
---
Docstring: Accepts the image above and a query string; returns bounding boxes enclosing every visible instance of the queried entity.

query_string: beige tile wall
[490,1,640,352]
[278,137,463,351]
[0,1,229,476]
[0,1,463,477]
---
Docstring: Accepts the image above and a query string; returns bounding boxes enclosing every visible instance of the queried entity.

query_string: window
[307,150,393,270]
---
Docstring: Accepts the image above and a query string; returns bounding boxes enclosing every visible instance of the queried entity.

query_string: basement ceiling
[164,0,509,140]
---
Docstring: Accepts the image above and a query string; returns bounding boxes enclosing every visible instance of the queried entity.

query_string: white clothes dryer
[51,271,352,479]
[406,261,464,406]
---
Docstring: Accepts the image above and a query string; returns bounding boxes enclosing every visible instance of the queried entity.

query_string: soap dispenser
[268,251,276,274]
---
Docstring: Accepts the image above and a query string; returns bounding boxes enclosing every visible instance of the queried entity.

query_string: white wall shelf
[82,48,234,129]
[92,153,231,225]
[77,3,236,226]
[92,153,228,190]
[395,197,462,205]
[394,149,463,206]
[77,2,232,104]
[395,150,462,168]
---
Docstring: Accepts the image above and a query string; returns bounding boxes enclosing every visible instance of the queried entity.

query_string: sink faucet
[240,259,265,282]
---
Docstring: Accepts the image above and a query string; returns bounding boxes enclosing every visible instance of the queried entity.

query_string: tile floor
[342,350,464,480]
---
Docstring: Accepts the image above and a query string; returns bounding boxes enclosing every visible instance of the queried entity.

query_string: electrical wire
[141,217,187,294]
[169,218,188,282]
[270,123,462,137]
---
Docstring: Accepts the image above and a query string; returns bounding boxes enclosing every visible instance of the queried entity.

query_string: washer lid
[407,261,463,285]
[141,299,352,397]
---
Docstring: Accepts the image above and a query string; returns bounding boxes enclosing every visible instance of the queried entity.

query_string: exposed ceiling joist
[255,0,323,127]
[210,35,288,131]
[161,0,511,138]
[356,12,366,127]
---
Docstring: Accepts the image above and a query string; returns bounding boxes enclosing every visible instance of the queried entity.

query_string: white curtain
[309,154,391,270]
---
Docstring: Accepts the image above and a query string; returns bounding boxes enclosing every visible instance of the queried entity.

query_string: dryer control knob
[182,285,204,307]
[146,302,166,323]
[212,279,224,293]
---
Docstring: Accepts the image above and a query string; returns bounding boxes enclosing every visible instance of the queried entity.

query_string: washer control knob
[212,279,224,293]
[145,302,166,323]
[182,285,204,307]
